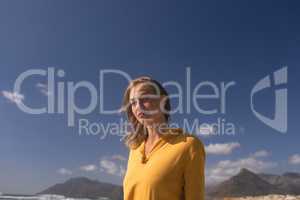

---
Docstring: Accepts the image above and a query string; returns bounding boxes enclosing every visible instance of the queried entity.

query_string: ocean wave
[0,194,109,200]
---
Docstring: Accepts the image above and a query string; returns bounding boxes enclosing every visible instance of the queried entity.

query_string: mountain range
[39,168,300,200]
[207,168,300,199]
[38,177,122,200]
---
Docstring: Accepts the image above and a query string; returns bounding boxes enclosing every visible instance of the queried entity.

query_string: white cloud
[100,159,119,175]
[1,91,24,105]
[80,164,97,172]
[36,83,51,96]
[111,154,126,161]
[251,150,270,158]
[99,155,126,177]
[206,152,277,186]
[198,124,215,136]
[57,168,72,176]
[288,154,300,165]
[205,142,240,155]
[119,165,126,177]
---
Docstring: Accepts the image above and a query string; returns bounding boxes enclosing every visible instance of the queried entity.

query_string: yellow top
[123,128,206,200]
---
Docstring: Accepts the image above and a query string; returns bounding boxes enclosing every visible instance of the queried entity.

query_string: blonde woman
[121,76,205,200]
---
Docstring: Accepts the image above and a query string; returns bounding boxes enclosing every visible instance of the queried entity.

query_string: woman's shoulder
[177,131,206,158]
[183,133,205,150]
[167,128,205,154]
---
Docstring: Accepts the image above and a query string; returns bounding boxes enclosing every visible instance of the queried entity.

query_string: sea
[0,194,110,200]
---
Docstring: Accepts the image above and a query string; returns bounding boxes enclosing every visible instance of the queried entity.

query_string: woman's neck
[145,123,168,145]
[146,128,160,145]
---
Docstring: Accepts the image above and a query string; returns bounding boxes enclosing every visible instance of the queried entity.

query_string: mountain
[208,168,282,198]
[38,177,123,200]
[39,169,300,200]
[259,171,300,195]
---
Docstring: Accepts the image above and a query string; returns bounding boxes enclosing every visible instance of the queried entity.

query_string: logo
[250,67,288,133]
[7,66,289,137]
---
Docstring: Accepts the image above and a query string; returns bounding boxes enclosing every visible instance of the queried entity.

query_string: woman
[121,76,205,200]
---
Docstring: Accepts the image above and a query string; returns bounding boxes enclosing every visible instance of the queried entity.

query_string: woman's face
[129,83,166,127]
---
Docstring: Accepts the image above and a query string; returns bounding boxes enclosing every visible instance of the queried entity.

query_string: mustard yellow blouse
[123,128,206,200]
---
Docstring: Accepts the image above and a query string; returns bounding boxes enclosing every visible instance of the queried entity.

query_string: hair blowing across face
[121,76,171,149]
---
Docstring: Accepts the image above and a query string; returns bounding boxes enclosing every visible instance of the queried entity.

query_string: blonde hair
[121,76,171,149]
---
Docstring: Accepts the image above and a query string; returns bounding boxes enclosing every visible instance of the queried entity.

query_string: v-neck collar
[138,128,183,164]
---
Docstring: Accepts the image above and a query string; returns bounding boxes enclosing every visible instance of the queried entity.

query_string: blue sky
[0,0,300,194]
